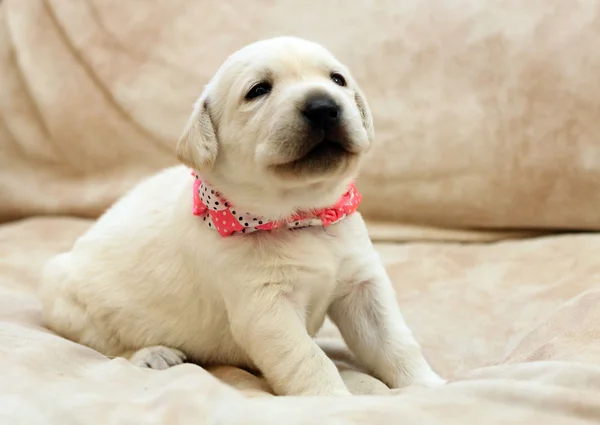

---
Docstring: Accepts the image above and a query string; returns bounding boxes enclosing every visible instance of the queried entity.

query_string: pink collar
[191,172,361,237]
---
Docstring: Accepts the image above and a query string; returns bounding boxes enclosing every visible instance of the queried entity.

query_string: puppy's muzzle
[267,91,359,176]
[302,95,341,131]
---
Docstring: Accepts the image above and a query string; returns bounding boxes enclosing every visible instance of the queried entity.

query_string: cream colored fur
[39,37,443,396]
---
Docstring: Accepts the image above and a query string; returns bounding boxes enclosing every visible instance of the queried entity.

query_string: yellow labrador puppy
[40,37,444,396]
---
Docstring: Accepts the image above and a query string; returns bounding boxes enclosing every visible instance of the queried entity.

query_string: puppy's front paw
[409,370,447,388]
[391,370,447,391]
[129,346,187,370]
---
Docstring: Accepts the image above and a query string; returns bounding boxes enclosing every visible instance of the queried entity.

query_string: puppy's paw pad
[129,346,186,370]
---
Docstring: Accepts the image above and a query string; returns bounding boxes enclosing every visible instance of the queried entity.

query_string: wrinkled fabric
[2,218,600,424]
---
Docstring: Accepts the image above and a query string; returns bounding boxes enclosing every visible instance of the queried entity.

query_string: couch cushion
[1,0,600,230]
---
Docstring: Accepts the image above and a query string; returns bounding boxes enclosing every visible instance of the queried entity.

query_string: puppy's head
[177,37,374,215]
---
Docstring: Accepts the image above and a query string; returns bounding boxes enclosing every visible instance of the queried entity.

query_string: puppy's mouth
[273,136,355,176]
[299,138,350,162]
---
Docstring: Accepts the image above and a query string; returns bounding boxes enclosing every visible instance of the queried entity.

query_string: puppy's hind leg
[41,254,187,371]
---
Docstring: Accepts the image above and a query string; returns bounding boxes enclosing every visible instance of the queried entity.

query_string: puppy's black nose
[302,95,341,130]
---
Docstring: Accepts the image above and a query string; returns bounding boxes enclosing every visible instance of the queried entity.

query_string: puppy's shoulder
[330,212,378,261]
[77,165,196,245]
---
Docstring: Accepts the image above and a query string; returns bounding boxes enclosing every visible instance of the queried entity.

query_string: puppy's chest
[235,230,343,302]
[271,238,339,291]
[270,238,340,334]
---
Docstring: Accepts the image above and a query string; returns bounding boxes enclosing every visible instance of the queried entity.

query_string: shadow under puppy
[39,36,444,396]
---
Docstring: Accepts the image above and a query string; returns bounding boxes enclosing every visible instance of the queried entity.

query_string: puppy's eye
[245,82,272,100]
[330,72,346,87]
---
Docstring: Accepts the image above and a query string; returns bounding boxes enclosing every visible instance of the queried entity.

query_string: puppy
[39,37,444,396]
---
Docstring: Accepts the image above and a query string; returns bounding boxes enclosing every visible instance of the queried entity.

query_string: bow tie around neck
[190,172,361,237]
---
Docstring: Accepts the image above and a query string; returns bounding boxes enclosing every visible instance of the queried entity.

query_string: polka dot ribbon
[191,172,362,237]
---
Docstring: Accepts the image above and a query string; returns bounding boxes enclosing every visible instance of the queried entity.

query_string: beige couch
[2,1,600,424]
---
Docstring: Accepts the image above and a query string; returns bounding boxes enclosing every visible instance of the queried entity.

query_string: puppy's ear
[177,89,218,171]
[354,88,375,141]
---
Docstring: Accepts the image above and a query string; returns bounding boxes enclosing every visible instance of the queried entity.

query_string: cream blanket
[2,0,600,424]
[2,219,600,424]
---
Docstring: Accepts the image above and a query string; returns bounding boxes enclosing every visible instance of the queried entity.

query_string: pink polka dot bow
[191,172,362,237]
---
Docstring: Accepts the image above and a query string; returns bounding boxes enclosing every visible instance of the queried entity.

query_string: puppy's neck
[190,171,361,237]
[210,170,355,217]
